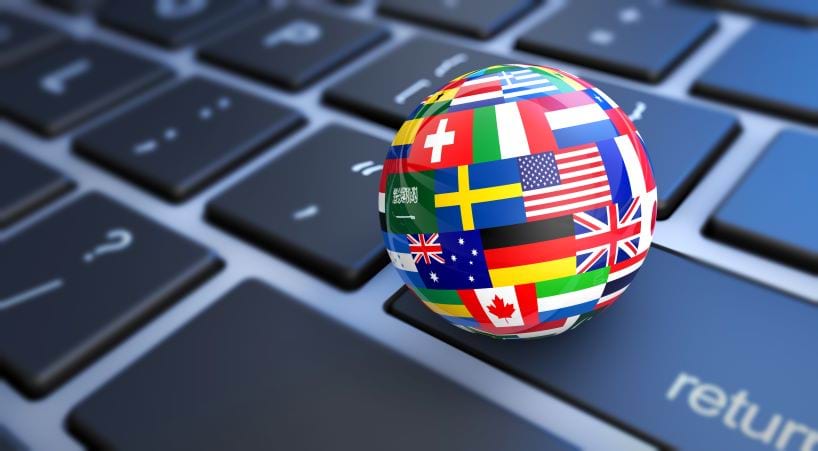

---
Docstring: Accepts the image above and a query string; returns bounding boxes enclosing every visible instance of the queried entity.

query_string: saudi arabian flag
[384,170,437,234]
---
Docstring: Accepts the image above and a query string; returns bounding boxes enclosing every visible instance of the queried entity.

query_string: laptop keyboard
[0,1,816,450]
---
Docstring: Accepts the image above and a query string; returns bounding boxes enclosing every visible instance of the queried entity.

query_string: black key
[588,78,739,218]
[378,0,537,39]
[517,1,717,82]
[0,193,220,396]
[41,0,105,13]
[0,426,25,451]
[69,280,573,451]
[390,248,818,450]
[0,143,73,227]
[0,42,170,136]
[207,126,387,289]
[200,8,388,90]
[707,131,818,273]
[694,23,818,123]
[691,0,818,26]
[326,37,516,127]
[76,77,303,201]
[99,0,258,48]
[0,12,65,67]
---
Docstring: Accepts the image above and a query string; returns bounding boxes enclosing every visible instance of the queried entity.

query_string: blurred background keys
[517,1,717,82]
[0,143,73,227]
[0,42,170,136]
[207,126,388,289]
[689,0,818,26]
[0,193,220,397]
[694,23,818,123]
[390,249,818,450]
[378,0,537,39]
[41,0,105,14]
[0,12,65,67]
[69,280,574,451]
[99,0,259,48]
[76,77,303,201]
[588,79,738,219]
[708,131,818,274]
[326,37,512,128]
[201,8,388,90]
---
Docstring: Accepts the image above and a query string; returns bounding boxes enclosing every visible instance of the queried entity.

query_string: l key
[75,77,304,201]
[0,193,221,397]
[0,42,170,136]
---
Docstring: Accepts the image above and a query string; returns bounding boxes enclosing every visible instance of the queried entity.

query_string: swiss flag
[406,110,473,172]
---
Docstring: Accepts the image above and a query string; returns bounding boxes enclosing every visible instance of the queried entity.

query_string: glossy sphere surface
[380,64,657,339]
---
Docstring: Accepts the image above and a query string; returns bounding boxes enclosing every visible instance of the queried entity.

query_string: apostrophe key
[207,126,387,289]
[0,193,221,397]
[326,37,515,128]
[75,77,303,201]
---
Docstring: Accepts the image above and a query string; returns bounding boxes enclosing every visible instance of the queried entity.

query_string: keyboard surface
[1,0,816,450]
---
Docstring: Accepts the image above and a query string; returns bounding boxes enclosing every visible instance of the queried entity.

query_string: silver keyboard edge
[1,0,816,450]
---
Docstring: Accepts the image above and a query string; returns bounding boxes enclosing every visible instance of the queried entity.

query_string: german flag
[480,215,577,286]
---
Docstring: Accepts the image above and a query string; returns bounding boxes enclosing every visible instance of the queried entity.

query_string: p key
[200,7,388,90]
[0,193,221,397]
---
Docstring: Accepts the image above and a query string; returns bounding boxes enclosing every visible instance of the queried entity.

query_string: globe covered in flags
[379,64,657,339]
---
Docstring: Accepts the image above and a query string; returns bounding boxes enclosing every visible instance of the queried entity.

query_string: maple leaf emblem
[486,294,515,321]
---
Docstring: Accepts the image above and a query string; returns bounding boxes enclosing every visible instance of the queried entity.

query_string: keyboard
[1,0,816,450]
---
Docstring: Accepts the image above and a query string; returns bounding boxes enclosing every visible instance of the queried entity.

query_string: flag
[410,230,492,289]
[499,68,559,100]
[535,267,608,321]
[517,148,612,222]
[405,110,473,171]
[597,134,654,207]
[383,232,426,288]
[545,101,619,149]
[413,287,480,328]
[479,216,577,286]
[433,159,525,231]
[383,170,437,234]
[448,76,504,110]
[573,197,643,274]
[458,284,540,332]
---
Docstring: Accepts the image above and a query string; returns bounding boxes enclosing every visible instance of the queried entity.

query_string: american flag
[517,147,612,222]
[407,233,445,264]
[573,197,643,274]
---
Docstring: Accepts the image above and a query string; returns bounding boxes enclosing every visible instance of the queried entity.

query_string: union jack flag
[407,233,445,264]
[573,197,643,273]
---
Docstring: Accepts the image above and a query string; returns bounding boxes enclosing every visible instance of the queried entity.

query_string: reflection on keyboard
[0,1,816,450]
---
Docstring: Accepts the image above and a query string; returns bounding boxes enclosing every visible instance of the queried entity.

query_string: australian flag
[412,230,492,289]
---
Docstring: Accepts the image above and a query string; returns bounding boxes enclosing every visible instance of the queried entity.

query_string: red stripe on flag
[606,108,635,136]
[575,223,642,250]
[519,317,568,334]
[515,284,539,327]
[484,236,576,269]
[457,290,492,324]
[523,180,611,203]
[526,190,612,212]
[517,100,557,154]
[610,249,647,273]
[526,200,610,222]
[630,133,656,191]
[455,82,501,98]
[379,158,402,191]
[532,90,594,111]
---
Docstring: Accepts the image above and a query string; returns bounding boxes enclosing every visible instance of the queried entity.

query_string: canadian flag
[458,285,539,331]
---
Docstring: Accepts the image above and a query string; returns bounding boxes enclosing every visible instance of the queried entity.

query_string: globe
[379,64,657,339]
